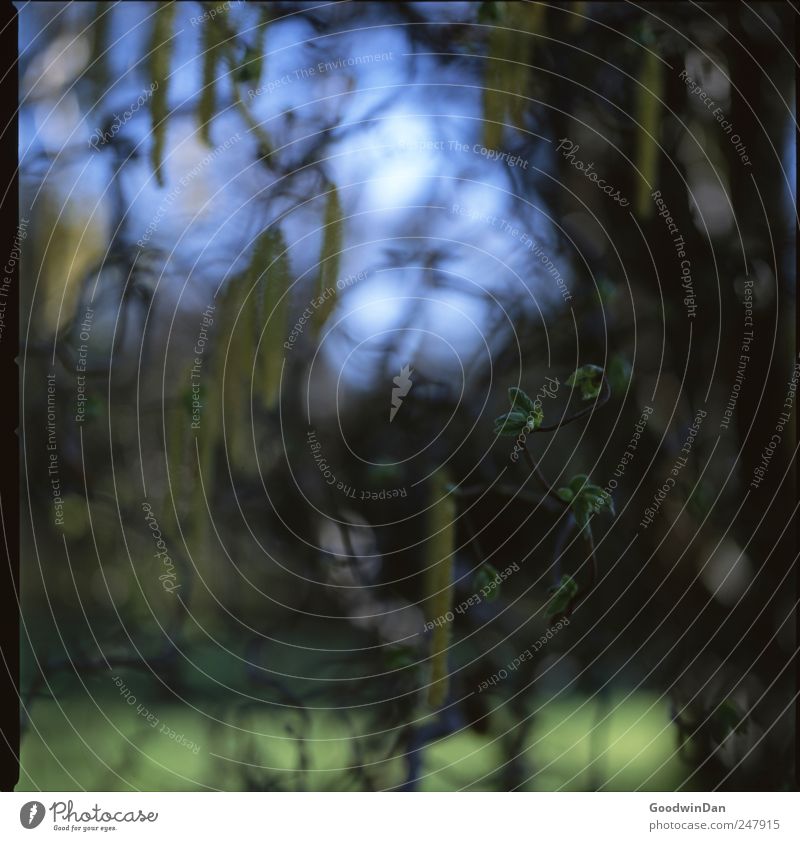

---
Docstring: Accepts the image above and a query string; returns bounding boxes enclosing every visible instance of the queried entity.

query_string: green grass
[18,688,689,791]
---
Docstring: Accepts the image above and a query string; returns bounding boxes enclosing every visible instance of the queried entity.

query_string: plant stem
[536,379,611,433]
[426,470,455,708]
[214,17,274,156]
[522,444,566,507]
[231,78,273,156]
[583,523,598,592]
[552,515,574,586]
[561,523,598,620]
[461,515,485,569]
[452,483,557,510]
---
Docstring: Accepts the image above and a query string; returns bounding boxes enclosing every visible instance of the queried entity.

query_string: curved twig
[536,378,611,433]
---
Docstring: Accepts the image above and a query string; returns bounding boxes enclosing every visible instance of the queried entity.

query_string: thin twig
[461,514,485,568]
[552,514,574,586]
[453,483,550,508]
[536,379,612,433]
[522,444,566,506]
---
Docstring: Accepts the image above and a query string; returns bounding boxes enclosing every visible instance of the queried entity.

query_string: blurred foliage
[18,1,795,791]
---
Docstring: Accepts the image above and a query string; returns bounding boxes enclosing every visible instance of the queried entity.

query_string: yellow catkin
[567,1,588,33]
[314,184,343,334]
[205,281,237,479]
[31,194,104,337]
[188,306,225,626]
[191,356,220,553]
[222,276,256,472]
[483,16,510,149]
[483,3,542,146]
[198,10,227,145]
[425,469,456,708]
[196,305,222,504]
[254,228,290,409]
[162,367,191,526]
[87,1,110,98]
[634,47,664,218]
[507,3,539,128]
[149,2,176,186]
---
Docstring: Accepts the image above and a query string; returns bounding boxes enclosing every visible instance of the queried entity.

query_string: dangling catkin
[253,228,290,409]
[634,46,664,218]
[314,184,343,335]
[225,276,256,472]
[425,469,456,707]
[149,2,176,186]
[198,8,228,145]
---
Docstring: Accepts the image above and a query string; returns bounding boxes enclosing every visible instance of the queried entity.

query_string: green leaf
[493,409,529,436]
[572,496,592,530]
[525,402,544,432]
[569,473,588,493]
[608,355,631,392]
[564,475,614,528]
[567,364,604,400]
[473,563,500,601]
[546,574,578,619]
[504,386,543,432]
[584,484,614,516]
[385,646,417,671]
[508,386,536,413]
[556,487,574,503]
